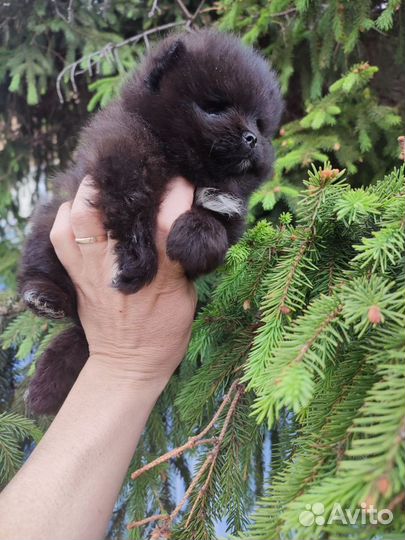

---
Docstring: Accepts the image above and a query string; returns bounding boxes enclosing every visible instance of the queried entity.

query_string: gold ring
[75,234,108,244]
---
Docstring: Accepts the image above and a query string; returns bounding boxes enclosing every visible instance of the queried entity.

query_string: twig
[127,514,169,529]
[175,0,192,19]
[185,385,244,527]
[187,0,206,27]
[271,7,297,17]
[0,300,25,317]
[56,21,185,103]
[52,0,74,23]
[279,240,309,313]
[388,491,405,511]
[143,33,150,51]
[131,379,239,480]
[148,0,161,18]
[127,380,243,531]
[131,438,216,480]
[67,0,74,23]
[293,305,343,364]
[194,379,240,438]
[169,448,215,522]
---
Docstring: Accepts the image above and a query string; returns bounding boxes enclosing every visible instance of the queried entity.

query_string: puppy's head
[123,30,283,194]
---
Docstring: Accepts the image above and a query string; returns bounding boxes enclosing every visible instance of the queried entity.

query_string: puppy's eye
[200,101,228,115]
[256,119,265,132]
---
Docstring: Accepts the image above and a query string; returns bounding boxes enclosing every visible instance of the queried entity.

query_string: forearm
[0,355,167,540]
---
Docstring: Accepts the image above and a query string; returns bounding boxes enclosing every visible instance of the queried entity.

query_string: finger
[50,201,82,275]
[70,176,105,237]
[156,176,194,253]
[156,176,194,279]
[70,176,109,263]
[157,177,195,240]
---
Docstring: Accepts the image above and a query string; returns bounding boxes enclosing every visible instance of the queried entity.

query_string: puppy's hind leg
[27,325,89,415]
[19,199,78,321]
[21,280,74,320]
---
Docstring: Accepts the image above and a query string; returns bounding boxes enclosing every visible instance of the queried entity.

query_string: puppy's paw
[166,209,229,278]
[112,269,152,294]
[112,245,158,294]
[22,281,72,319]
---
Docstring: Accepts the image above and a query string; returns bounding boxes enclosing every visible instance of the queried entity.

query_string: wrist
[86,352,171,396]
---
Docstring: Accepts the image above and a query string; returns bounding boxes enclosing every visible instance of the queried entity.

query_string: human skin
[0,176,196,540]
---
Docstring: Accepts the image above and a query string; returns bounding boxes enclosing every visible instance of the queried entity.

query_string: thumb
[155,176,194,278]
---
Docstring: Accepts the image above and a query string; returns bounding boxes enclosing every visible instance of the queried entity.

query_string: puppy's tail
[27,325,89,416]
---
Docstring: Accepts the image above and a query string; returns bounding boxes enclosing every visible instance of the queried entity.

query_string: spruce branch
[56,21,185,103]
[0,299,25,317]
[168,446,214,523]
[184,384,244,527]
[56,1,207,103]
[52,0,74,23]
[130,438,216,481]
[251,294,346,424]
[128,381,244,532]
[292,304,343,363]
[127,513,169,529]
[388,491,405,512]
[279,239,310,314]
[131,379,240,481]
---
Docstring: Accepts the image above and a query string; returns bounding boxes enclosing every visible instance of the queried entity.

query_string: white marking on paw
[23,290,65,319]
[111,260,121,287]
[195,188,245,217]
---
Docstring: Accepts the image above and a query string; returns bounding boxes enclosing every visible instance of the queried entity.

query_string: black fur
[19,29,283,414]
[145,39,186,92]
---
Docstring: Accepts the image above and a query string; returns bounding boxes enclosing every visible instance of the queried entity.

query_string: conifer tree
[117,162,404,539]
[1,2,404,538]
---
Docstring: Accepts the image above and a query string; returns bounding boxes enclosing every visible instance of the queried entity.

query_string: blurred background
[0,1,404,538]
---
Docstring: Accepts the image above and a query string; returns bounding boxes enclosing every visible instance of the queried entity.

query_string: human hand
[49,176,197,388]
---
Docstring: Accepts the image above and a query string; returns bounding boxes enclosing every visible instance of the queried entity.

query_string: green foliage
[1,1,405,539]
[216,164,403,540]
[1,311,69,364]
[274,63,402,183]
[219,0,404,99]
[0,411,42,485]
[87,76,124,112]
[119,163,401,539]
[219,0,404,188]
[126,164,405,539]
[7,46,53,105]
[4,164,402,538]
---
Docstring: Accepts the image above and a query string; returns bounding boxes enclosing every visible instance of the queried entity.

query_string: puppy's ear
[145,39,186,93]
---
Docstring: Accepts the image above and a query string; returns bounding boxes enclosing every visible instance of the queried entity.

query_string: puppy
[18,29,283,414]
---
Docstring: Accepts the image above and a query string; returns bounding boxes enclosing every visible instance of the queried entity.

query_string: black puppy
[19,29,283,414]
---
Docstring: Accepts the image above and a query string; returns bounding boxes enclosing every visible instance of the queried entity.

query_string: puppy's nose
[242,131,257,149]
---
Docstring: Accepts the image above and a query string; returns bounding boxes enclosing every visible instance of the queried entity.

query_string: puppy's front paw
[21,281,72,319]
[112,268,152,294]
[166,209,229,278]
[112,243,158,294]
